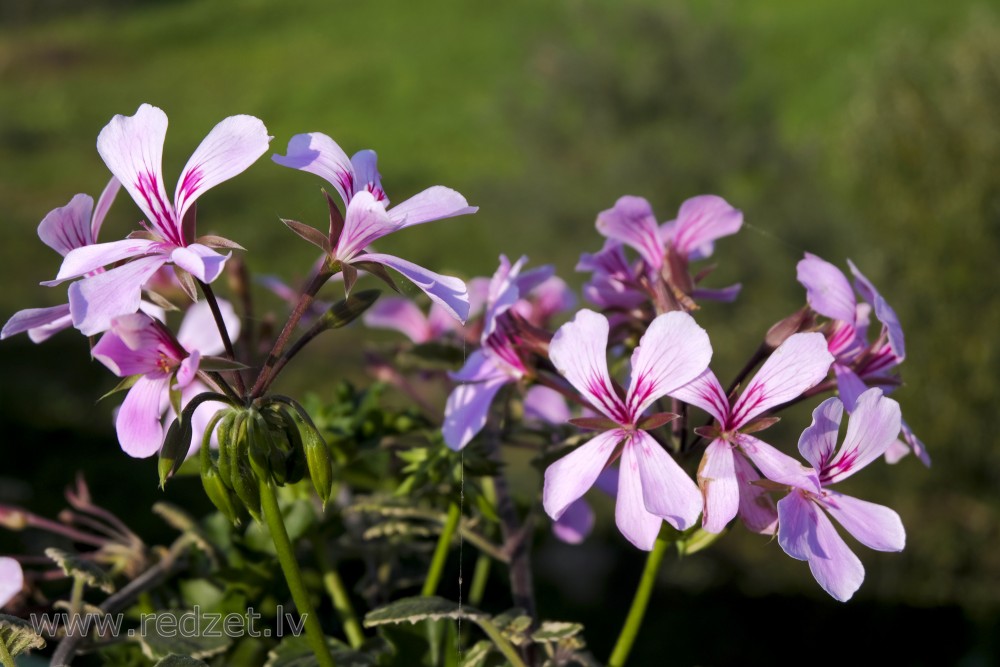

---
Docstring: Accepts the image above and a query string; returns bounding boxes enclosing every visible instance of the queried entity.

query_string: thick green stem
[608,536,670,667]
[468,553,491,607]
[314,540,365,649]
[421,501,461,597]
[259,480,335,667]
[0,637,14,667]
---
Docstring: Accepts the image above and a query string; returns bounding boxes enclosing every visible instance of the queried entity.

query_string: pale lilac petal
[92,312,180,376]
[734,453,777,534]
[899,419,931,467]
[729,333,834,429]
[363,297,431,343]
[529,276,576,323]
[670,195,743,259]
[691,283,742,302]
[336,191,402,259]
[514,265,555,298]
[627,311,713,418]
[482,256,527,339]
[175,114,270,225]
[0,557,23,609]
[821,491,905,552]
[544,429,622,521]
[848,259,905,360]
[354,252,469,323]
[70,255,169,336]
[37,193,94,256]
[616,442,664,550]
[548,309,627,423]
[175,350,200,388]
[632,430,701,530]
[170,243,230,284]
[523,385,571,424]
[739,434,819,492]
[97,104,180,244]
[467,277,491,320]
[884,439,910,464]
[176,299,240,355]
[822,388,900,484]
[776,491,815,562]
[796,253,856,323]
[116,375,169,458]
[698,439,738,533]
[91,176,122,241]
[797,397,844,471]
[55,239,162,282]
[442,375,511,450]
[448,350,511,383]
[552,499,595,545]
[272,132,355,205]
[350,150,388,204]
[834,364,868,412]
[2,304,71,340]
[387,186,477,227]
[783,494,865,602]
[670,369,729,424]
[595,196,664,271]
[595,466,620,496]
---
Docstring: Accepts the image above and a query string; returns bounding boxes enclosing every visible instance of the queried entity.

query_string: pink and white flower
[542,309,711,550]
[0,557,23,609]
[363,297,458,344]
[54,104,271,335]
[774,388,906,601]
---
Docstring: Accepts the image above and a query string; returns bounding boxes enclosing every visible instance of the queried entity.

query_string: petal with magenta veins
[822,388,900,485]
[174,114,271,227]
[388,186,479,228]
[595,196,664,271]
[544,428,622,521]
[69,255,169,336]
[797,253,857,323]
[670,195,743,260]
[171,243,230,284]
[627,311,712,419]
[272,132,355,205]
[91,177,122,241]
[734,452,777,535]
[363,297,432,343]
[616,442,664,550]
[739,434,819,492]
[552,498,595,545]
[55,239,162,282]
[632,430,701,531]
[730,332,834,429]
[0,557,23,608]
[116,375,170,458]
[350,150,388,204]
[97,104,179,244]
[821,490,905,552]
[847,259,905,360]
[482,255,526,338]
[2,304,71,341]
[176,299,240,356]
[670,369,729,425]
[354,252,469,323]
[798,397,844,471]
[442,374,511,450]
[92,313,176,377]
[549,309,627,423]
[336,191,401,260]
[37,193,94,256]
[698,439,738,534]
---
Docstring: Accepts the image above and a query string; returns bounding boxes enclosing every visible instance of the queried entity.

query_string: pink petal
[616,442,665,550]
[523,385,571,424]
[627,311,713,419]
[729,332,834,429]
[69,255,169,336]
[734,452,777,534]
[37,193,94,256]
[632,430,701,530]
[175,349,200,388]
[847,259,905,360]
[0,557,23,609]
[698,439,738,533]
[91,176,122,241]
[55,239,162,282]
[821,491,905,552]
[97,104,180,244]
[514,264,555,298]
[363,297,432,343]
[350,150,388,204]
[899,419,931,467]
[691,283,742,302]
[2,304,71,341]
[796,253,856,323]
[552,499,595,545]
[170,243,230,284]
[595,196,664,271]
[670,369,729,424]
[354,252,469,323]
[272,132,355,206]
[544,429,622,522]
[176,298,240,355]
[116,375,169,458]
[548,309,628,423]
[183,386,229,458]
[670,195,743,259]
[174,114,271,226]
[738,434,819,492]
[884,439,910,465]
[834,364,868,412]
[797,397,844,471]
[442,374,511,450]
[336,191,402,259]
[528,276,576,324]
[822,388,900,484]
[93,312,181,376]
[482,255,527,338]
[387,186,477,227]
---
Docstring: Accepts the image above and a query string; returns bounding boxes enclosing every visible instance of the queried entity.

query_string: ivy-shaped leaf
[153,655,211,667]
[45,548,115,593]
[458,640,494,667]
[134,611,231,661]
[531,621,583,643]
[0,614,45,657]
[265,634,375,667]
[363,597,488,627]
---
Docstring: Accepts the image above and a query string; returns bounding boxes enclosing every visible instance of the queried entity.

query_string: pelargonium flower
[442,256,554,449]
[542,308,711,550]
[673,333,834,534]
[796,253,928,465]
[363,296,458,344]
[772,388,906,601]
[3,178,121,342]
[0,557,23,608]
[272,133,477,322]
[93,300,240,457]
[54,104,271,335]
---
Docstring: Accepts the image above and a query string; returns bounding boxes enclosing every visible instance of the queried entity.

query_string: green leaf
[153,655,211,667]
[134,611,232,661]
[0,614,46,657]
[169,382,184,421]
[458,640,494,667]
[45,548,115,593]
[363,597,488,628]
[530,621,583,642]
[676,526,726,556]
[281,218,331,254]
[265,635,374,667]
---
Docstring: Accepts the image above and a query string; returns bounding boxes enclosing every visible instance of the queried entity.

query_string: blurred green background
[1,0,998,663]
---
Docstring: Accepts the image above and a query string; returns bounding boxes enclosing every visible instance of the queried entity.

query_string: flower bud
[230,433,263,523]
[285,404,334,507]
[201,465,242,526]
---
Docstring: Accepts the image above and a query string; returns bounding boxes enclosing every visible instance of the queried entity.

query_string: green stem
[468,553,491,607]
[314,539,365,649]
[199,280,247,397]
[69,576,85,620]
[421,502,461,597]
[476,617,528,667]
[0,636,15,667]
[608,536,670,667]
[259,480,335,667]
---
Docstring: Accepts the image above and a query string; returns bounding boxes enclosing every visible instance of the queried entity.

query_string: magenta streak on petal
[178,167,204,207]
[586,374,628,424]
[339,172,355,201]
[857,344,900,378]
[820,450,858,486]
[136,171,180,246]
[827,320,861,360]
[729,383,765,430]
[367,183,387,201]
[626,372,655,422]
[483,321,527,375]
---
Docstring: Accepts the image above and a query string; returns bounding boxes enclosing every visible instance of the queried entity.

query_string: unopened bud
[202,466,242,526]
[765,307,815,349]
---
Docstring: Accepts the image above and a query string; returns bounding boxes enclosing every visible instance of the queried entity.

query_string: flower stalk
[421,501,461,597]
[608,535,670,667]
